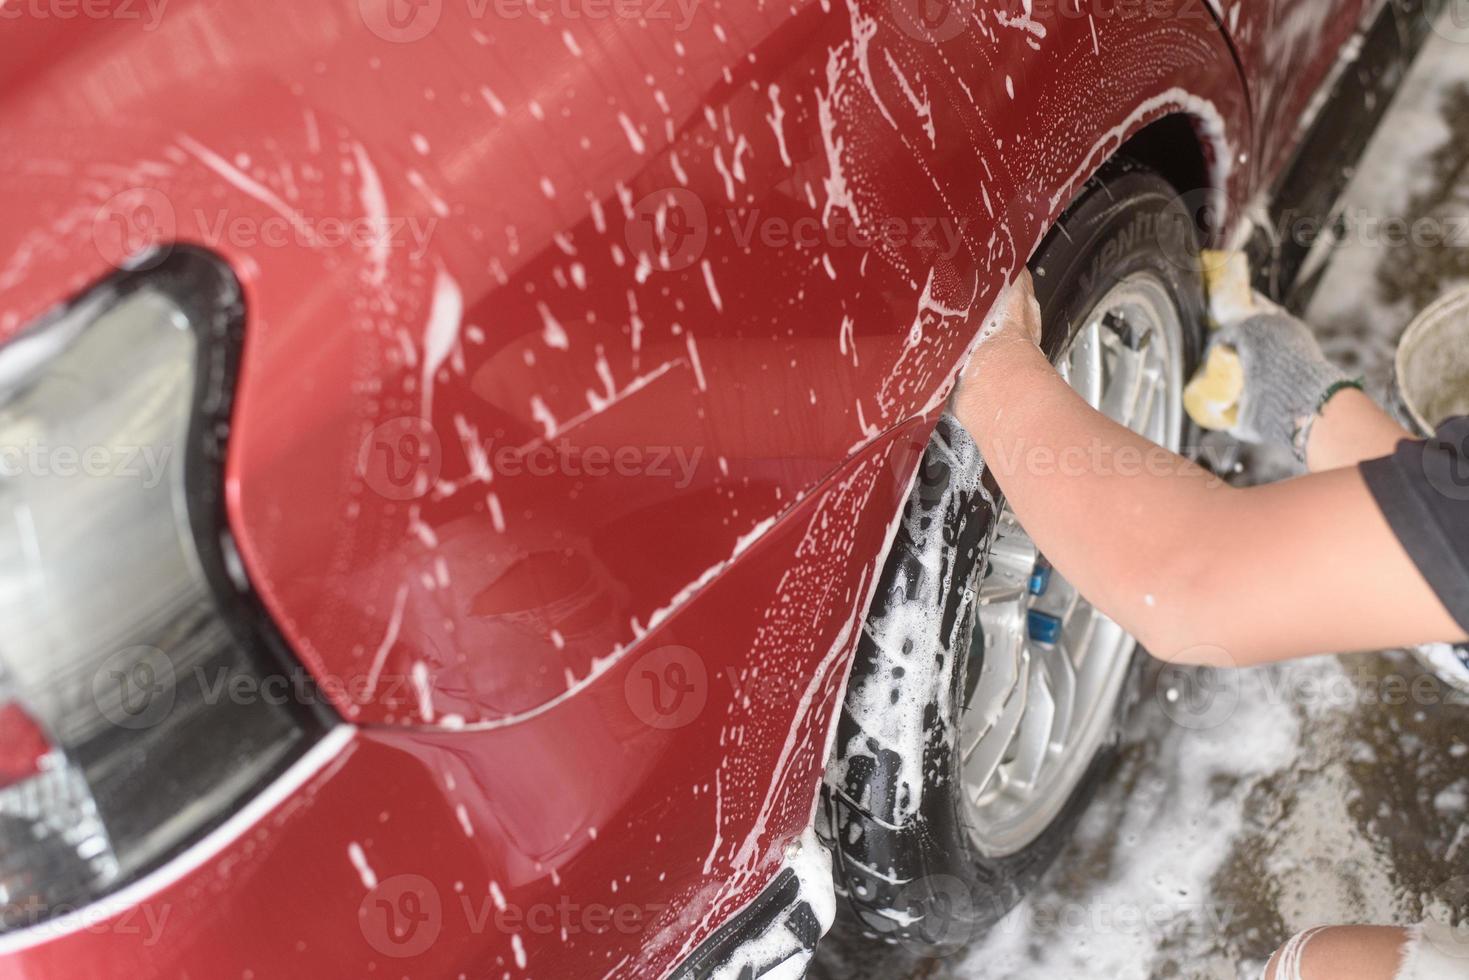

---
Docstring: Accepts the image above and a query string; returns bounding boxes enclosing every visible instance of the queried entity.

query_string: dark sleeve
[1359,416,1469,633]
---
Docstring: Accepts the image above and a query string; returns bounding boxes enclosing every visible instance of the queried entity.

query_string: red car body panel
[0,423,920,978]
[1223,0,1374,183]
[0,0,1365,975]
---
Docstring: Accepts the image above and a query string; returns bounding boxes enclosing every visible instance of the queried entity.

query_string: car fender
[0,1,1253,976]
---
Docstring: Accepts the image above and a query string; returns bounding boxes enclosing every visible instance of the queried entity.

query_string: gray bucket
[1394,286,1469,436]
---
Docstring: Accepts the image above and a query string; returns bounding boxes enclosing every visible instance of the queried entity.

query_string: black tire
[820,160,1207,952]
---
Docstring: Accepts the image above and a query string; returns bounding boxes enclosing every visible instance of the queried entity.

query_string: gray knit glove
[1212,311,1359,462]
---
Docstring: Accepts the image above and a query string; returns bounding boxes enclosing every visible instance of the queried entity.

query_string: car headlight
[0,249,331,933]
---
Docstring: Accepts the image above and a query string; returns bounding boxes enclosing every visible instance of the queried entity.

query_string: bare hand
[997,267,1043,347]
[952,269,1043,411]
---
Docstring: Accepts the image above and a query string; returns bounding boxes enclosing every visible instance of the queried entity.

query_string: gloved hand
[1208,309,1359,462]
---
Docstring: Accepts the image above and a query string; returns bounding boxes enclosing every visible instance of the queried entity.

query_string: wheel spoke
[963,648,1029,799]
[1005,652,1056,793]
[1099,326,1149,427]
[979,516,1036,607]
[1068,319,1104,408]
[966,610,1023,750]
[1040,636,1078,750]
[967,508,1034,752]
[1061,600,1095,668]
[1131,366,1161,434]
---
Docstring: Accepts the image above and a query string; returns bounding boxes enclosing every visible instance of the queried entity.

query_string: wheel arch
[1118,114,1214,218]
[821,162,1212,950]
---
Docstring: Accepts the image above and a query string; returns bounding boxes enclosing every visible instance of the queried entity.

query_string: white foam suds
[537,301,569,349]
[347,842,377,890]
[421,265,463,418]
[767,84,792,166]
[833,425,985,820]
[350,142,391,285]
[708,830,834,980]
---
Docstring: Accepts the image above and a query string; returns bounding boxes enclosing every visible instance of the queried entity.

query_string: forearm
[953,336,1466,664]
[953,333,1238,663]
[950,275,1464,666]
[1305,388,1414,472]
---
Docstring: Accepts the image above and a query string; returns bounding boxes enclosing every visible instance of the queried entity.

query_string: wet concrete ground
[813,24,1469,980]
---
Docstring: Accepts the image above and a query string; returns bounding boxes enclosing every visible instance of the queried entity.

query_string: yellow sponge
[1184,343,1244,430]
[1200,250,1256,326]
[1183,250,1254,430]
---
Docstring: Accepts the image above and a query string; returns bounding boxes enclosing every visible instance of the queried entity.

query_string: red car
[0,0,1437,975]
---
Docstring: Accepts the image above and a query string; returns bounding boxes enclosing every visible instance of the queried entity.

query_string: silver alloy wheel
[959,271,1186,857]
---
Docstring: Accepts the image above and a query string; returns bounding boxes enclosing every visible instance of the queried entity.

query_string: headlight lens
[0,251,328,933]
